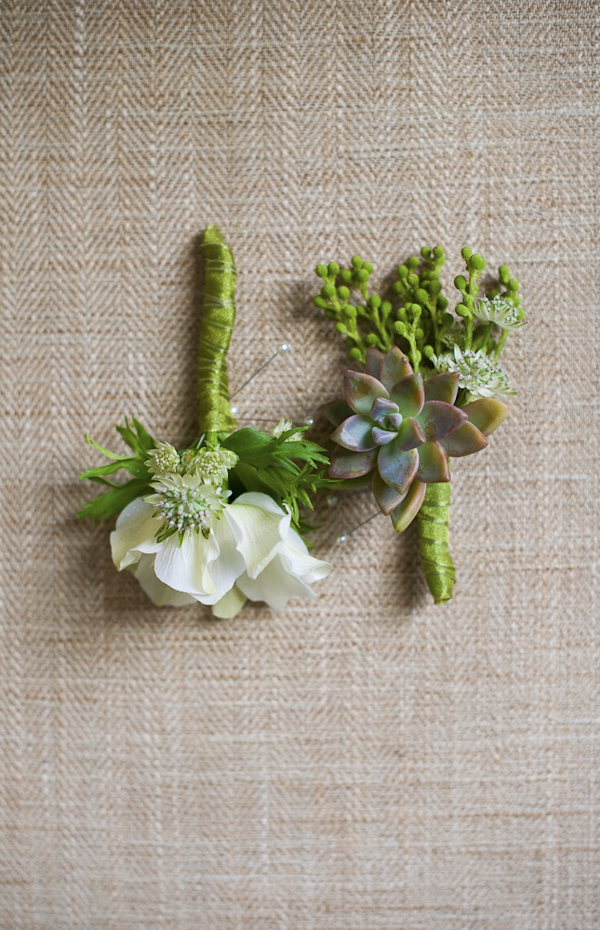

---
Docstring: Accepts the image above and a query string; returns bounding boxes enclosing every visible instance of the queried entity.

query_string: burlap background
[1,1,599,927]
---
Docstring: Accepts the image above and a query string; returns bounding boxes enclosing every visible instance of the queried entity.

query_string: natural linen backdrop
[1,2,599,928]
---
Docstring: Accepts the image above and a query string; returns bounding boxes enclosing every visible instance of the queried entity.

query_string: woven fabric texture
[1,1,599,927]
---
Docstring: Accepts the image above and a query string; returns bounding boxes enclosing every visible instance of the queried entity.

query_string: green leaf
[84,433,131,461]
[275,439,329,465]
[223,427,328,471]
[78,477,152,524]
[115,417,156,456]
[222,428,273,462]
[79,457,148,481]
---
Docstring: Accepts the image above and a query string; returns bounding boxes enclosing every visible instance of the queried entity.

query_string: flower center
[146,474,227,536]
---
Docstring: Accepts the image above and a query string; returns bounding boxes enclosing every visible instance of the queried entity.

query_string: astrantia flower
[441,324,467,350]
[110,490,330,618]
[474,295,526,331]
[146,441,180,476]
[432,345,515,399]
[145,472,228,537]
[179,446,239,483]
[272,417,303,441]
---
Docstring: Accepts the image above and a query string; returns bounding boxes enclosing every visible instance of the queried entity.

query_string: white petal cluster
[272,418,303,441]
[474,296,526,331]
[432,345,515,399]
[110,491,331,619]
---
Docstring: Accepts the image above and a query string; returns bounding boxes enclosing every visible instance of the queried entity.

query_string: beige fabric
[1,1,599,926]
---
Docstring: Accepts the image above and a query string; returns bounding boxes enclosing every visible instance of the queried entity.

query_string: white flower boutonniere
[80,227,332,619]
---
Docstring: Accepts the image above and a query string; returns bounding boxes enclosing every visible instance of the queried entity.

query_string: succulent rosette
[327,346,508,532]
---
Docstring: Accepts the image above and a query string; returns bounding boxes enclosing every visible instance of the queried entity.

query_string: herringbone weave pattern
[1,1,599,927]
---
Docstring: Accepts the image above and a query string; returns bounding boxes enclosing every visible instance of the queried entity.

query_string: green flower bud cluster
[313,246,525,387]
[314,256,394,361]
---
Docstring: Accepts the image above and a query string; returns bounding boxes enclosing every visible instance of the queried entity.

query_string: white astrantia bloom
[432,345,515,399]
[474,295,527,331]
[110,489,331,619]
[146,441,180,476]
[179,446,239,483]
[272,417,303,441]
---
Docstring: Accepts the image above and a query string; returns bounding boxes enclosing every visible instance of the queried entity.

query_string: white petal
[279,527,332,584]
[236,556,317,612]
[232,491,288,515]
[211,585,247,620]
[133,554,196,607]
[153,530,220,597]
[225,495,290,579]
[110,498,162,570]
[192,516,246,605]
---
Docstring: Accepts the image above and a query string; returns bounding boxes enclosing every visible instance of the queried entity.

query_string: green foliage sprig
[222,426,329,529]
[78,418,156,523]
[79,420,329,538]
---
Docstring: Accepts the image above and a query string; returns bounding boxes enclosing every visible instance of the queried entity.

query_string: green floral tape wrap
[198,225,238,435]
[417,481,456,604]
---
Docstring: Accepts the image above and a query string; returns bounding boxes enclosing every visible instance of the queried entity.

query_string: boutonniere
[313,246,525,603]
[79,227,331,618]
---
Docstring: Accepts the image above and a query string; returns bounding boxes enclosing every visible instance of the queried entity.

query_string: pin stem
[337,510,381,544]
[231,344,290,400]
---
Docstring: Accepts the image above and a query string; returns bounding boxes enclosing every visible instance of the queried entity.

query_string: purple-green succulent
[326,346,508,532]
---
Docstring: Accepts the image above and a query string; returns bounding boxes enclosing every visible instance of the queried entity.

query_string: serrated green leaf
[115,417,156,456]
[78,477,152,524]
[79,457,148,481]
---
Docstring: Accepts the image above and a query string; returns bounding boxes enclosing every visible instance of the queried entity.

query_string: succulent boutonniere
[313,246,525,604]
[79,227,331,618]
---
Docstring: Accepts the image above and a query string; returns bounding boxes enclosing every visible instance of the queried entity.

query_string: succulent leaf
[372,427,398,446]
[370,397,399,421]
[378,346,412,391]
[441,421,488,457]
[396,416,426,451]
[462,397,509,436]
[344,371,389,415]
[390,480,426,533]
[365,347,384,377]
[423,371,460,405]
[416,400,467,441]
[377,443,419,494]
[331,415,376,452]
[321,397,353,428]
[416,440,450,483]
[329,446,378,479]
[373,470,407,515]
[390,373,425,417]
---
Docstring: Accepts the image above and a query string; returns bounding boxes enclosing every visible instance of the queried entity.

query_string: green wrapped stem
[198,226,238,435]
[417,481,455,604]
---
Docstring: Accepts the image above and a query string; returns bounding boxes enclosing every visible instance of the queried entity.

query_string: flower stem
[417,480,455,604]
[198,226,238,436]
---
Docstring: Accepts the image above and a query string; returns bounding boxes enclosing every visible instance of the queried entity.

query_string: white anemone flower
[110,489,331,619]
[432,345,515,399]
